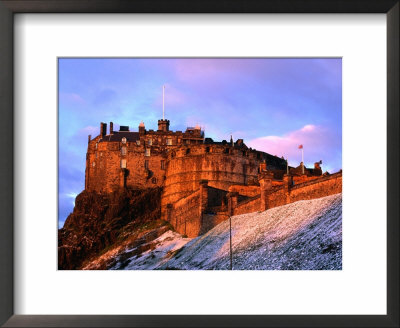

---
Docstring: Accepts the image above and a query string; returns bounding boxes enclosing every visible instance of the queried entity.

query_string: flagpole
[162,85,165,120]
[302,148,304,174]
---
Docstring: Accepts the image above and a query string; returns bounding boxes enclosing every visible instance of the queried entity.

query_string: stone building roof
[99,131,140,143]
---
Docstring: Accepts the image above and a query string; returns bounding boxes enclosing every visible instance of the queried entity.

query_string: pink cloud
[247,125,341,172]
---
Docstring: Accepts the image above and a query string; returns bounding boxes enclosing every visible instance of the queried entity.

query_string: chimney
[100,122,107,137]
[139,121,145,135]
[110,122,114,135]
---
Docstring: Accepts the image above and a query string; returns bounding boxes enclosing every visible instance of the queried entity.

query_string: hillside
[58,187,164,269]
[92,193,342,270]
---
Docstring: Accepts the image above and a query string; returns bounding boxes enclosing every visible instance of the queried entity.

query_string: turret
[109,122,114,135]
[314,160,323,176]
[158,119,170,132]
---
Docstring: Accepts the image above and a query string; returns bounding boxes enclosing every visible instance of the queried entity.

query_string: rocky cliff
[58,187,164,269]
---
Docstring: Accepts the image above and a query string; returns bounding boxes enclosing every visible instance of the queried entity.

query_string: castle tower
[158,119,170,132]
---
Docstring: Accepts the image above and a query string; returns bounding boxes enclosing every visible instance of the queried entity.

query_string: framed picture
[0,1,398,327]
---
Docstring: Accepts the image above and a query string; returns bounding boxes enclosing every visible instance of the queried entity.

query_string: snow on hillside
[108,230,192,270]
[112,193,342,270]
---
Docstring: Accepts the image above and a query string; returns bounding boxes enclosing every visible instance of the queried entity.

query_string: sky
[58,58,342,228]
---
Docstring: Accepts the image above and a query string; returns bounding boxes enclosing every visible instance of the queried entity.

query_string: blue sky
[58,58,342,228]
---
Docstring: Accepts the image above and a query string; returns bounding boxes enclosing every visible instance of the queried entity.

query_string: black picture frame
[0,1,398,327]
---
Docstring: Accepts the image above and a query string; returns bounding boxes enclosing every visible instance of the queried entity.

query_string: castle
[85,118,342,237]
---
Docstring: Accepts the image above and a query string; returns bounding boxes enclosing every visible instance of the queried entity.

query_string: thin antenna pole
[229,215,233,270]
[162,85,165,120]
[302,148,304,174]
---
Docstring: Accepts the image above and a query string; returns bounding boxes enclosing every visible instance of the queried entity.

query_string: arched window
[121,147,127,156]
[148,139,152,146]
[166,138,172,146]
[121,159,127,168]
[151,177,157,184]
[186,148,190,155]
[206,147,210,153]
[121,137,127,144]
[92,162,96,167]
[145,149,151,157]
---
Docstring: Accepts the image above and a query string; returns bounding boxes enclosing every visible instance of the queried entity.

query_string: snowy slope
[109,230,192,270]
[112,193,342,270]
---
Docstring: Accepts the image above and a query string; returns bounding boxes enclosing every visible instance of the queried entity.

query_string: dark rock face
[58,187,162,269]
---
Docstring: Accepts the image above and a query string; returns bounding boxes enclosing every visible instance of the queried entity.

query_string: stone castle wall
[233,195,261,216]
[288,172,342,203]
[86,137,167,192]
[161,144,261,209]
[166,189,202,237]
[226,172,343,223]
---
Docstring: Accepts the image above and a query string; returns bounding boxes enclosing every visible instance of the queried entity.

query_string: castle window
[145,160,149,169]
[166,138,172,146]
[121,147,127,156]
[92,162,95,167]
[121,137,127,144]
[206,147,210,153]
[95,152,98,158]
[161,160,165,170]
[100,152,102,157]
[151,177,157,184]
[95,143,98,149]
[145,148,151,157]
[185,140,190,145]
[171,151,176,158]
[186,148,190,155]
[224,148,229,154]
[136,140,140,146]
[148,139,152,146]
[121,159,127,168]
